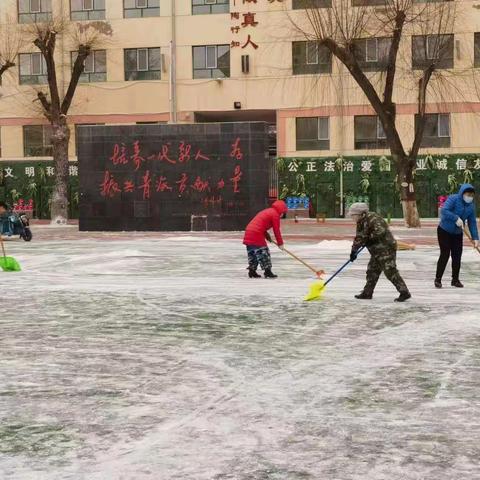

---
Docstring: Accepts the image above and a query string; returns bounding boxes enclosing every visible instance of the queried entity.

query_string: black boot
[264,268,278,279]
[395,291,411,302]
[451,279,464,288]
[434,278,442,289]
[355,292,373,300]
[248,268,261,278]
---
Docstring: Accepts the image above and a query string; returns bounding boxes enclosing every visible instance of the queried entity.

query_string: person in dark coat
[435,184,479,288]
[243,200,288,278]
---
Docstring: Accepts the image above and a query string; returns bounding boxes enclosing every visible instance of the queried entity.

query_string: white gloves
[456,218,464,228]
[278,244,285,251]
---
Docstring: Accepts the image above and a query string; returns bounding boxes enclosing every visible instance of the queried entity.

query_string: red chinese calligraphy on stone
[191,176,210,193]
[231,41,241,48]
[138,170,152,200]
[176,173,188,195]
[230,165,243,193]
[178,142,192,163]
[195,149,210,161]
[110,143,129,165]
[242,12,258,27]
[230,137,244,160]
[100,170,121,198]
[155,176,173,192]
[217,179,225,190]
[159,144,176,164]
[131,140,145,171]
[231,26,240,34]
[231,12,240,19]
[241,34,259,50]
[123,180,135,193]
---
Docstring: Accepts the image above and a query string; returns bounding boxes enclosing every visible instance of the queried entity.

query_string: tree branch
[383,10,406,108]
[0,60,15,79]
[61,44,90,115]
[37,91,52,121]
[410,65,435,161]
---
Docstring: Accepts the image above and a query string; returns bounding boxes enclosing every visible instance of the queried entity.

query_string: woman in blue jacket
[435,184,479,288]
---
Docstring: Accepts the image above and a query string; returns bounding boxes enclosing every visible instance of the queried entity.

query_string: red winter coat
[243,200,288,247]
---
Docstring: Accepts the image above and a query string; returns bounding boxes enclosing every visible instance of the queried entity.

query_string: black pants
[436,226,463,281]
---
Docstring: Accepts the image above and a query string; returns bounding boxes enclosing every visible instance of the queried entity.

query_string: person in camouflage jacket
[349,203,411,302]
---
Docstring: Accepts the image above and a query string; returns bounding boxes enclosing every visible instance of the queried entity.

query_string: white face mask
[463,195,474,204]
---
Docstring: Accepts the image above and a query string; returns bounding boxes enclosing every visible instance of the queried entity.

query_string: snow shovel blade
[304,280,326,301]
[0,256,21,272]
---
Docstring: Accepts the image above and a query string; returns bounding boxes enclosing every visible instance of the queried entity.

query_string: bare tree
[25,19,112,224]
[0,19,24,83]
[289,0,456,227]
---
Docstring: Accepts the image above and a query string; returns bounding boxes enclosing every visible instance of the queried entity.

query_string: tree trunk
[396,155,421,228]
[50,122,70,224]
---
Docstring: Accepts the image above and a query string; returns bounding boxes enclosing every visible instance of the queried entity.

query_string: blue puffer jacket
[439,184,479,240]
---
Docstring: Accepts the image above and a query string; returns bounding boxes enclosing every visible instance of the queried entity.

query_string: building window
[18,0,52,23]
[193,45,230,79]
[124,0,159,17]
[354,116,387,149]
[352,0,385,5]
[474,33,480,68]
[415,113,450,148]
[292,41,332,75]
[124,48,161,81]
[292,0,331,9]
[19,52,47,85]
[296,117,329,151]
[192,0,229,15]
[70,0,105,21]
[353,37,392,71]
[412,34,454,70]
[23,125,53,157]
[71,50,107,82]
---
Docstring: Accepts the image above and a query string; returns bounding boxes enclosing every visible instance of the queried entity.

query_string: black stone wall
[77,122,270,231]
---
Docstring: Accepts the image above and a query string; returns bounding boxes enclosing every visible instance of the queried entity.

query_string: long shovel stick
[323,246,366,288]
[463,225,480,254]
[271,240,324,278]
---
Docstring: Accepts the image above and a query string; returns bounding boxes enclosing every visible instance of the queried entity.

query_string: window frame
[19,52,48,85]
[192,0,230,15]
[124,47,161,81]
[70,0,106,21]
[23,124,53,157]
[296,116,330,151]
[414,113,451,148]
[192,44,230,79]
[354,115,388,150]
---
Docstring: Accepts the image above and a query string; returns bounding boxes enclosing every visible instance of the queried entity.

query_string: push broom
[0,234,21,272]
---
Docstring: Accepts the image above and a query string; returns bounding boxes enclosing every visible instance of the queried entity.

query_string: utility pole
[169,0,177,123]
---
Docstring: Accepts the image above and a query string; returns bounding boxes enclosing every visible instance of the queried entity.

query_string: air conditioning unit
[241,55,250,74]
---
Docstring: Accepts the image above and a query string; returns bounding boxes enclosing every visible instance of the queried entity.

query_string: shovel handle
[0,234,6,259]
[463,225,480,254]
[271,239,323,277]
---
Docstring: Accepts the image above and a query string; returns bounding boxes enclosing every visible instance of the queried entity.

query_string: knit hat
[348,202,369,216]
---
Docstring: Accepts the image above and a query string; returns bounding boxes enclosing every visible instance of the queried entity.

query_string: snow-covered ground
[1,236,480,479]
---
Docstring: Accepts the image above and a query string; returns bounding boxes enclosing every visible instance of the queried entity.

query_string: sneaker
[355,292,373,300]
[451,279,464,288]
[248,269,261,278]
[264,269,278,279]
[395,292,411,302]
[434,278,442,289]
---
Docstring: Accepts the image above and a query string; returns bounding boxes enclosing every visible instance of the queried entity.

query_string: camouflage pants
[363,249,409,295]
[246,245,272,271]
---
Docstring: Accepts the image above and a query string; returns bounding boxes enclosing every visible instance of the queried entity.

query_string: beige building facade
[0,0,480,163]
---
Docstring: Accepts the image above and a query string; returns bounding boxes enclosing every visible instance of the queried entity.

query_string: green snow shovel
[0,235,21,272]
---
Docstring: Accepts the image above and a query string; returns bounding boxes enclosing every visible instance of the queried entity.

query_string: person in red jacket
[243,200,288,278]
